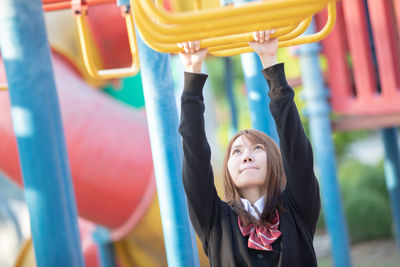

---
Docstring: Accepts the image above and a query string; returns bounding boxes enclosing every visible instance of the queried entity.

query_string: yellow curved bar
[133,0,328,25]
[206,16,312,54]
[194,0,202,11]
[209,0,336,57]
[208,16,312,56]
[135,0,335,56]
[134,13,296,54]
[0,83,7,90]
[132,0,325,38]
[76,9,139,80]
[203,24,297,48]
[135,16,306,55]
[278,15,312,42]
[131,0,331,55]
[203,16,311,53]
[132,0,318,44]
[206,17,310,53]
[134,8,313,55]
[279,0,336,47]
[134,4,301,48]
[155,0,163,8]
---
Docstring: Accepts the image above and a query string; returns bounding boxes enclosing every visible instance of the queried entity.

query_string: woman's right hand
[178,41,208,73]
[249,30,278,69]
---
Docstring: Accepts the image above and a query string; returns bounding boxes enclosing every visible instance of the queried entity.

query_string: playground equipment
[11,0,400,267]
[318,0,400,130]
[132,0,337,56]
[316,0,400,258]
[0,50,161,266]
[74,1,140,79]
[0,47,155,232]
[43,0,337,79]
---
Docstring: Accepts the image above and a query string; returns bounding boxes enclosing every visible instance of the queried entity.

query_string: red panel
[367,0,400,97]
[318,2,354,114]
[319,0,400,117]
[87,4,131,69]
[342,0,376,104]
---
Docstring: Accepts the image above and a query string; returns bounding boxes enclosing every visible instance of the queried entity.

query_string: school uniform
[179,63,321,267]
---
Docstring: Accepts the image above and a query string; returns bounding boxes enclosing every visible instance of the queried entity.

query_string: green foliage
[316,211,326,230]
[205,56,244,101]
[338,159,392,243]
[339,159,387,198]
[333,130,369,160]
[345,188,392,243]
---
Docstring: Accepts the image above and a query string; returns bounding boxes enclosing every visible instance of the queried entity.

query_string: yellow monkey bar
[0,84,7,90]
[74,0,336,78]
[75,4,140,79]
[211,0,336,57]
[137,0,326,24]
[130,0,336,56]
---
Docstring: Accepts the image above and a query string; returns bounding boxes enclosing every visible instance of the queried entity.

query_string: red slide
[0,53,156,241]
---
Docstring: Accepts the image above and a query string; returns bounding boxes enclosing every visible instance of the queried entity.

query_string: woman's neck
[240,186,264,205]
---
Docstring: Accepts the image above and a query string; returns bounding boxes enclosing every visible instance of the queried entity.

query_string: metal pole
[135,33,199,266]
[0,0,84,266]
[381,127,400,254]
[232,0,279,143]
[298,21,352,267]
[92,226,117,267]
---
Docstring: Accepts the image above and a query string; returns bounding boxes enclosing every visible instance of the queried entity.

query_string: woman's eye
[254,145,264,150]
[232,149,240,155]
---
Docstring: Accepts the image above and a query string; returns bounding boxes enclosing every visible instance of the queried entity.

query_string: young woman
[178,31,321,267]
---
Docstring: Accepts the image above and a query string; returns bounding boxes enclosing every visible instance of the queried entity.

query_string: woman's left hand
[249,30,278,68]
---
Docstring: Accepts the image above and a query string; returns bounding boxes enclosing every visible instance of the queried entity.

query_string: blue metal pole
[298,21,352,267]
[232,0,279,143]
[0,1,84,266]
[135,34,199,266]
[381,127,400,254]
[92,226,117,267]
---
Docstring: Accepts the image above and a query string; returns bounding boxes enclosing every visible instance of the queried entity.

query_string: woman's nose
[242,151,253,163]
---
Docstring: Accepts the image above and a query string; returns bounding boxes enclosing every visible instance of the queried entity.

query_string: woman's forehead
[232,134,262,147]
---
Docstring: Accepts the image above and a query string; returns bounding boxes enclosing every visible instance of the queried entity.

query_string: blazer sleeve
[262,63,321,229]
[178,72,222,239]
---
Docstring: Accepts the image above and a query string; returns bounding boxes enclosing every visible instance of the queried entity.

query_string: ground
[318,238,400,267]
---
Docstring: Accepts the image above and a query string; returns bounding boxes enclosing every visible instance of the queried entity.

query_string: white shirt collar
[240,196,265,220]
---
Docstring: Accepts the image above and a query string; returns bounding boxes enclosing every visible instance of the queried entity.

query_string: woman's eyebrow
[231,145,242,150]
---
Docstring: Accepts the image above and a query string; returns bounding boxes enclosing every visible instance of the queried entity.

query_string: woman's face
[227,135,268,190]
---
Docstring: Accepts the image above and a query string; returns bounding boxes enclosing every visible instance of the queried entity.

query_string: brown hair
[223,129,286,226]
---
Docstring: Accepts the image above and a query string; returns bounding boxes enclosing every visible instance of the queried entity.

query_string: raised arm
[249,32,321,229]
[178,42,221,239]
